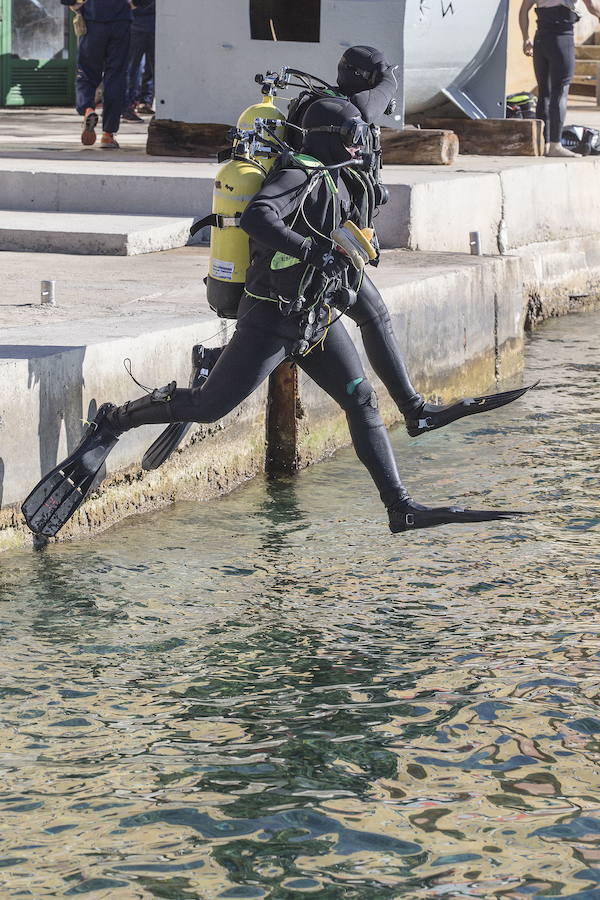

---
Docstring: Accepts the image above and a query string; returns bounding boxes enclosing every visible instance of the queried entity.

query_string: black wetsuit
[534,4,579,143]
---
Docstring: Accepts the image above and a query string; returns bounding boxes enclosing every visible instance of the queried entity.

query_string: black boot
[107,381,178,435]
[387,496,528,534]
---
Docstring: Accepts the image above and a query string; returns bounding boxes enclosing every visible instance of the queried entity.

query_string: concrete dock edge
[2,236,599,551]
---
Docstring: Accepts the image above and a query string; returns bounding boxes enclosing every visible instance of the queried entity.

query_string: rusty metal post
[266,361,299,474]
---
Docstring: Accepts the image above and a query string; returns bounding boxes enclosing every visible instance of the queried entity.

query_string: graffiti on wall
[419,0,456,23]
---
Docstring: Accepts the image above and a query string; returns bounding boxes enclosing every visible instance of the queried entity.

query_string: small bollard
[41,280,56,306]
[469,231,482,256]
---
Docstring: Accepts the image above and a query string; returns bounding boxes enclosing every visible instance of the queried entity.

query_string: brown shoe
[81,108,98,146]
[137,104,154,116]
[100,132,120,149]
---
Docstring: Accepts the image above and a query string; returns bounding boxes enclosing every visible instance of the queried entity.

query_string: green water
[0,311,598,899]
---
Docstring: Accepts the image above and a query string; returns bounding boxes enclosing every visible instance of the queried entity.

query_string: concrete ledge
[2,237,600,550]
[3,156,600,256]
[0,211,195,255]
[0,251,524,550]
[0,159,216,218]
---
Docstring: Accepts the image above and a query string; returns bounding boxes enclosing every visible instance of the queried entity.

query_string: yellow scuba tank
[193,84,286,319]
[204,150,266,319]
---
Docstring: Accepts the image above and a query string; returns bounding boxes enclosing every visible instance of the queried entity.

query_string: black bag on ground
[561,124,600,156]
[506,91,537,119]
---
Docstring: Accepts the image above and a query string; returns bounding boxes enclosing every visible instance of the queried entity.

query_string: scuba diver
[142,46,533,471]
[22,98,528,540]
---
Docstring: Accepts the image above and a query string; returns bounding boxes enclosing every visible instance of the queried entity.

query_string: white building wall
[155,0,507,127]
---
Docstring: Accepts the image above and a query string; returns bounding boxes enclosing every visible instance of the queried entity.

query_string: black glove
[304,241,350,280]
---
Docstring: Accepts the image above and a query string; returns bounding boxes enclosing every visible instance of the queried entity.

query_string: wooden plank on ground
[147,119,230,157]
[380,128,459,165]
[411,117,544,156]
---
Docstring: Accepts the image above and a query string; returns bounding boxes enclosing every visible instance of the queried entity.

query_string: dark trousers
[137,56,154,104]
[119,285,411,508]
[126,27,155,109]
[76,20,131,135]
[533,26,575,143]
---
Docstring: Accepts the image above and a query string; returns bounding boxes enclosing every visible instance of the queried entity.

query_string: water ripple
[0,311,598,898]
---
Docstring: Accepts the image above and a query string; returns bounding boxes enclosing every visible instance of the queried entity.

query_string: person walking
[63,0,153,149]
[519,0,600,157]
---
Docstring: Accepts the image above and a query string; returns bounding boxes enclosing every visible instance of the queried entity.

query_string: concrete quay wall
[0,314,271,549]
[0,246,548,551]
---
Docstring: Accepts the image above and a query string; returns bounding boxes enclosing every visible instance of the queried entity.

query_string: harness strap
[190,213,242,237]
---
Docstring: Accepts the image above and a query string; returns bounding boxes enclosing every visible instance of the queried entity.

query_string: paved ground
[0,106,150,159]
[1,246,209,332]
[565,96,600,130]
[0,246,462,336]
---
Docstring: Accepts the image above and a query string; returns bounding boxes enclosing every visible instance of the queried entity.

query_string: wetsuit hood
[337,46,389,96]
[301,97,366,165]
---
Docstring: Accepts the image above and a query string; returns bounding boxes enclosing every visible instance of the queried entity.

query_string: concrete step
[576,45,600,60]
[569,78,598,98]
[0,211,195,255]
[0,158,216,218]
[1,155,600,257]
[575,59,600,77]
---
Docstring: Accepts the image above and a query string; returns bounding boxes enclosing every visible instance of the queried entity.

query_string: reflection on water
[0,311,598,899]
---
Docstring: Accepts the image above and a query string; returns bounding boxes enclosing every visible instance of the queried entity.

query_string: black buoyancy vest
[243,154,374,303]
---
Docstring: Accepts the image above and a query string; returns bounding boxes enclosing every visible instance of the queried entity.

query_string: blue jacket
[60,0,151,23]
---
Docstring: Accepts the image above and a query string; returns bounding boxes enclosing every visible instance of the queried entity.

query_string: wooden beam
[147,119,230,158]
[380,128,459,165]
[266,362,299,475]
[410,117,545,157]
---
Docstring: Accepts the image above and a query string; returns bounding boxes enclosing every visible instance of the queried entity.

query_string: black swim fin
[388,498,528,534]
[404,382,539,438]
[141,344,222,471]
[21,403,120,538]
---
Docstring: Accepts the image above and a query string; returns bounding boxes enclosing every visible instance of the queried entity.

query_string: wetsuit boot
[402,383,537,438]
[106,384,179,436]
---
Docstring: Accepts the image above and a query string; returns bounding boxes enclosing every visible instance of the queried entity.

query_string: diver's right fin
[21,403,119,538]
[405,382,539,438]
[388,498,530,534]
[141,344,222,471]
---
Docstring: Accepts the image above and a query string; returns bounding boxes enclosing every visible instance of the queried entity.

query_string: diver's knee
[344,377,379,414]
